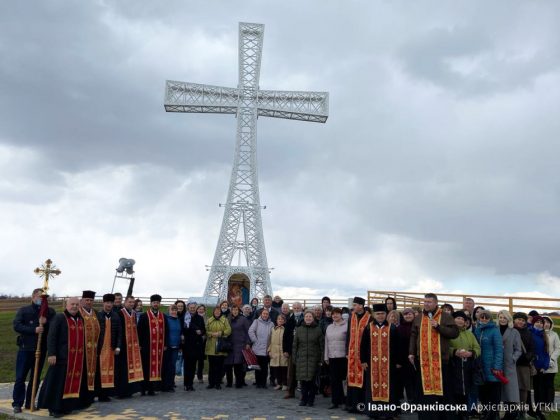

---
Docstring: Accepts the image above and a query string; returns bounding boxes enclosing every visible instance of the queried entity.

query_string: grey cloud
[1,1,560,296]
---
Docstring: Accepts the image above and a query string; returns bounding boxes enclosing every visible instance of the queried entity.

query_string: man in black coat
[96,294,122,401]
[254,295,278,323]
[182,301,206,391]
[38,297,90,417]
[12,288,56,413]
[284,301,304,399]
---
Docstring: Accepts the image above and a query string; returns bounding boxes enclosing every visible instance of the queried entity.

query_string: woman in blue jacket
[530,316,550,420]
[474,310,504,420]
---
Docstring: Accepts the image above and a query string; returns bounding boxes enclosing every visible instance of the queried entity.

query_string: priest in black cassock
[114,295,143,398]
[96,293,122,402]
[137,294,167,395]
[38,297,90,418]
[360,303,399,419]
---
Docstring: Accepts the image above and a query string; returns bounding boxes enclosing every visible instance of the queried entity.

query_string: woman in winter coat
[497,310,522,420]
[530,316,550,420]
[195,304,207,383]
[449,311,481,419]
[249,308,274,388]
[294,310,324,407]
[224,306,251,388]
[204,306,232,389]
[395,308,416,403]
[324,307,347,409]
[543,316,560,404]
[474,310,504,420]
[268,314,289,390]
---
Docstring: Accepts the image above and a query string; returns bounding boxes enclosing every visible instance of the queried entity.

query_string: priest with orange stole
[79,290,100,405]
[360,304,398,419]
[345,296,371,413]
[38,297,89,417]
[115,295,143,398]
[137,294,167,395]
[95,293,122,402]
[409,293,459,420]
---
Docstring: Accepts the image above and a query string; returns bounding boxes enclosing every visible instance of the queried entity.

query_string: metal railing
[367,290,560,315]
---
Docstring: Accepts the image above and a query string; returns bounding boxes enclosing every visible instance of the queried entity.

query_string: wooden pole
[29,319,45,412]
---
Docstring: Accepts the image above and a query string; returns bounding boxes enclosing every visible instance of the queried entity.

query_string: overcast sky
[1,1,559,301]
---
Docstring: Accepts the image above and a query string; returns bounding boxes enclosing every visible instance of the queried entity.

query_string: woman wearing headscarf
[204,306,231,390]
[250,298,260,319]
[384,297,397,312]
[174,300,187,377]
[497,310,522,420]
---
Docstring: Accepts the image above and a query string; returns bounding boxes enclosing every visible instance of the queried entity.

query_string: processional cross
[30,258,61,411]
[165,22,329,302]
[33,258,61,295]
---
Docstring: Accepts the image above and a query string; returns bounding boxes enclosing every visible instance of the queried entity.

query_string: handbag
[216,336,233,353]
[242,348,261,370]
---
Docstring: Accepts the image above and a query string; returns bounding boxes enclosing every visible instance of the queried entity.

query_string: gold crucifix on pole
[29,258,61,411]
[33,258,61,295]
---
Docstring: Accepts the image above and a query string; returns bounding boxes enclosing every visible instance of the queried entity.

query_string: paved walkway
[0,374,415,420]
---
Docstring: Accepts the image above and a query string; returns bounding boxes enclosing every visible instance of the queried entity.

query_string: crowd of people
[11,289,560,419]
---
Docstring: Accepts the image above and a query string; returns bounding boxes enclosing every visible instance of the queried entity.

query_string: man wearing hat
[345,296,371,413]
[449,311,480,420]
[513,312,535,417]
[96,294,122,402]
[79,290,100,406]
[137,294,167,395]
[360,303,398,419]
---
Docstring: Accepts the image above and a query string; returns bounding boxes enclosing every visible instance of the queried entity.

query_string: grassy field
[0,312,18,383]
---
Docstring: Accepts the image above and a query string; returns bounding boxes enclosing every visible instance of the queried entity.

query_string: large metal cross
[164,22,329,302]
[33,258,61,294]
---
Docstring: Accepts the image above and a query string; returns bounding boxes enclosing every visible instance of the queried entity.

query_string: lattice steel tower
[164,22,329,303]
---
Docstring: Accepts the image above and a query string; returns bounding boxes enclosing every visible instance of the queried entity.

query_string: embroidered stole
[369,324,390,402]
[80,307,100,391]
[419,309,444,396]
[347,311,371,387]
[121,308,143,383]
[63,315,84,399]
[147,310,165,381]
[99,315,115,388]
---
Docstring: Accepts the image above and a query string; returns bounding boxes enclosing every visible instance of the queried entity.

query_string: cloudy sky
[1,1,559,301]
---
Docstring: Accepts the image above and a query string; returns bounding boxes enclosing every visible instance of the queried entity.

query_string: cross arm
[257,90,329,123]
[164,81,240,115]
